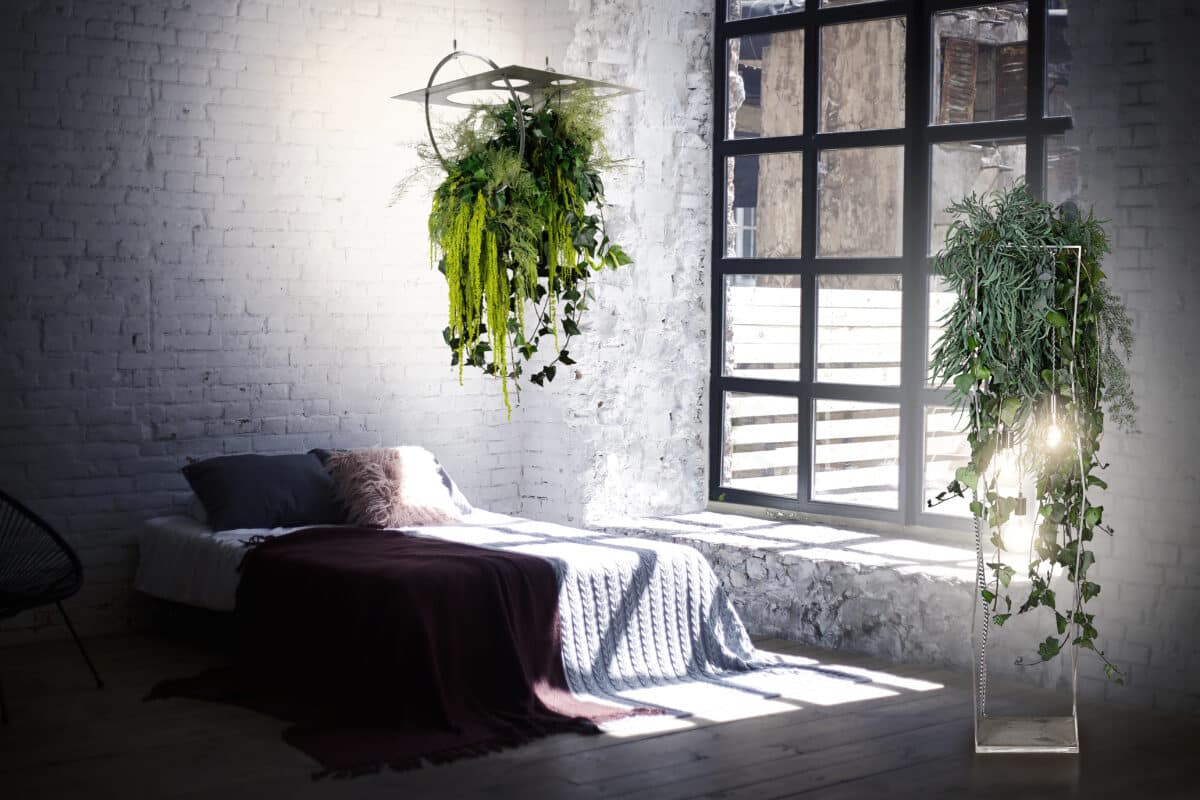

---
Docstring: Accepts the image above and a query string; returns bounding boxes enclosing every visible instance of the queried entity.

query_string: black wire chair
[0,489,103,723]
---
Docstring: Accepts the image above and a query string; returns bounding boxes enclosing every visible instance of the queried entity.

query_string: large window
[712,0,1073,527]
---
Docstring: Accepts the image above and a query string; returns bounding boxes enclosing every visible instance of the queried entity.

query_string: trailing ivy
[929,184,1136,682]
[414,91,631,416]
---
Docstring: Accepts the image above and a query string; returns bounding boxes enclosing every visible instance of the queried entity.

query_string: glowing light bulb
[1045,423,1062,449]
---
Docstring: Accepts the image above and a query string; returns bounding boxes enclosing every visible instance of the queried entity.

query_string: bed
[137,508,804,704]
[138,488,868,774]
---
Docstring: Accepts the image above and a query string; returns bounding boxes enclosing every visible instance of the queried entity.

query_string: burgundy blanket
[149,527,640,775]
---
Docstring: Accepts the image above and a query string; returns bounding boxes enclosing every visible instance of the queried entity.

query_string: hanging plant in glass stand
[929,184,1136,682]
[406,91,631,416]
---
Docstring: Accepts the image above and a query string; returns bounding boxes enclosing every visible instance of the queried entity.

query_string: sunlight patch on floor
[593,653,942,738]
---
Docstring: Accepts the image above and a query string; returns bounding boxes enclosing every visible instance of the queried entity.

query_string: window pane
[722,392,799,498]
[932,2,1029,124]
[927,275,955,386]
[726,153,804,258]
[924,406,972,518]
[727,30,805,139]
[727,0,804,21]
[724,275,802,381]
[1046,0,1071,117]
[930,139,1026,254]
[817,274,901,385]
[819,17,905,133]
[817,146,904,258]
[1046,134,1079,207]
[812,399,899,509]
[821,0,884,6]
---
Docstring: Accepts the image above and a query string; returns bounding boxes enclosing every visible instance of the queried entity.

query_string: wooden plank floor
[1,634,1196,799]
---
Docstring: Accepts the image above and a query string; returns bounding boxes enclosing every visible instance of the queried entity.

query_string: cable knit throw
[408,519,849,712]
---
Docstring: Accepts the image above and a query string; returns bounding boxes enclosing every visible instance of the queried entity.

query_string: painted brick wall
[1062,0,1200,710]
[513,0,713,527]
[0,0,548,642]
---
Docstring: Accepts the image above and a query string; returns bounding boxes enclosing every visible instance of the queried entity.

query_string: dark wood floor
[0,634,1196,799]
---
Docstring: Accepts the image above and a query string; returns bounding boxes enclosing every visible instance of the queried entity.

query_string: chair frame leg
[57,602,103,689]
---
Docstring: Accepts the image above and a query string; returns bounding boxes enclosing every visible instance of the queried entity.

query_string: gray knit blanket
[412,516,859,714]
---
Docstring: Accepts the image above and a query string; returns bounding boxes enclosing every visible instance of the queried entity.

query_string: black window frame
[710,0,1072,529]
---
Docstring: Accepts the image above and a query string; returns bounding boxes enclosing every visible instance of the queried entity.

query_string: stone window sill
[599,506,980,585]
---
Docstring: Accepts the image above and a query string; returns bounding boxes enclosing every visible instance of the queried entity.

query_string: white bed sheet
[134,509,520,612]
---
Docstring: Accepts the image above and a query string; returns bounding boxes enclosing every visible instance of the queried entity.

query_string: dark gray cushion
[183,453,347,532]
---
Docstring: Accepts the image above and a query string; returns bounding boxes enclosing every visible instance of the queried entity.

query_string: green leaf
[1037,636,1062,661]
[558,349,576,365]
[993,613,1012,626]
[1046,309,1070,328]
[561,318,581,336]
[1055,611,1069,635]
[999,396,1021,426]
[543,364,557,383]
[980,588,996,604]
[955,466,979,491]
[1082,581,1101,601]
[954,372,975,395]
[969,500,984,517]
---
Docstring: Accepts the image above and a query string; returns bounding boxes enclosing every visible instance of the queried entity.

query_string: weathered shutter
[938,37,977,124]
[995,43,1028,119]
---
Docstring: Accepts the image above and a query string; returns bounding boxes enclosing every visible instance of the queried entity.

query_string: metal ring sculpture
[424,50,527,170]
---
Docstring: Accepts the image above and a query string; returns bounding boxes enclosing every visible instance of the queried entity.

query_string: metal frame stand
[972,245,1084,754]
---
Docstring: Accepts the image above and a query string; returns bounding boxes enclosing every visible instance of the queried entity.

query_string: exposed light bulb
[1045,423,1062,449]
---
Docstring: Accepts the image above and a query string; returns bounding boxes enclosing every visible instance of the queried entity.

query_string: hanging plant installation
[397,55,633,416]
[929,184,1136,687]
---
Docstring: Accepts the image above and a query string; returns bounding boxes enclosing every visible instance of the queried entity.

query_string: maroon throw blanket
[149,527,642,776]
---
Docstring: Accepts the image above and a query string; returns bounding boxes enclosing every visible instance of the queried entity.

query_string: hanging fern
[417,91,632,417]
[929,184,1136,681]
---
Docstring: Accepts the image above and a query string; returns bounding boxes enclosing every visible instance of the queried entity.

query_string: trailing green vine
[929,184,1136,681]
[408,91,631,416]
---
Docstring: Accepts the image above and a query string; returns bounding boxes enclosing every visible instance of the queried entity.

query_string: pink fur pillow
[323,447,461,528]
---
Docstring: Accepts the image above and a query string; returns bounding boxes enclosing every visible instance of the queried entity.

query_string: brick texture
[0,0,545,642]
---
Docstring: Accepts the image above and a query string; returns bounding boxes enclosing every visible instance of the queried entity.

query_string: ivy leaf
[558,349,576,365]
[1084,506,1102,527]
[1082,581,1101,601]
[1046,309,1070,328]
[530,371,545,387]
[561,318,581,336]
[1038,636,1062,661]
[954,372,974,395]
[955,466,979,491]
[993,613,1012,626]
[999,396,1021,427]
[1055,611,1069,635]
[543,364,557,383]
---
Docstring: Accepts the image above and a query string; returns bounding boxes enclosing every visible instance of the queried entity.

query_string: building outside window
[712,0,1073,528]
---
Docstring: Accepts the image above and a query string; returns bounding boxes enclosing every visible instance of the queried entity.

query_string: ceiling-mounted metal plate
[391,64,638,108]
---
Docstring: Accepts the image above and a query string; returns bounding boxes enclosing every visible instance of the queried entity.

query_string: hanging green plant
[412,91,631,416]
[929,183,1136,681]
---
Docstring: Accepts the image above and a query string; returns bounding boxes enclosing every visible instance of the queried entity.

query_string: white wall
[514,0,714,527]
[0,0,540,641]
[1061,0,1200,710]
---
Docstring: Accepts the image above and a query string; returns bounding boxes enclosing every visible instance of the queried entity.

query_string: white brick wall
[0,0,543,642]
[513,0,713,527]
[1061,0,1200,710]
[2,0,1195,713]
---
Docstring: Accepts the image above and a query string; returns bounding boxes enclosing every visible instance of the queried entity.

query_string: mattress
[135,509,520,611]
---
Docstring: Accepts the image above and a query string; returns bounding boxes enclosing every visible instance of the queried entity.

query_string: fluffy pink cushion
[324,447,461,528]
